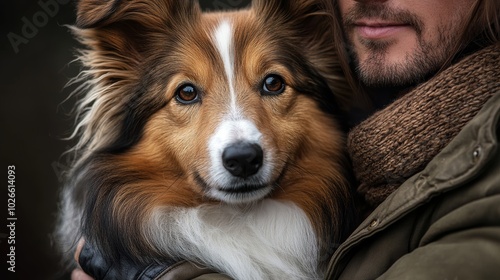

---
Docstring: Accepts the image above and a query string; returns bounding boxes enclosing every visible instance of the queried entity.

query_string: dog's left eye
[261,74,285,95]
[175,84,200,104]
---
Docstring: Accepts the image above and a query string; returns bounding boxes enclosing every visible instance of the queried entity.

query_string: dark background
[0,0,250,279]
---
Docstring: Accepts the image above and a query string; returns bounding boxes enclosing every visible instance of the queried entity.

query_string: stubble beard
[343,4,457,88]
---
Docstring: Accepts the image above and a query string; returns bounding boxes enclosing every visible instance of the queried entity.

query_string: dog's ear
[251,0,352,110]
[251,0,335,47]
[252,1,326,24]
[76,0,200,29]
[76,0,119,28]
[74,0,201,85]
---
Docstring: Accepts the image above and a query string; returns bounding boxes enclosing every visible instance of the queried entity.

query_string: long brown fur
[58,0,356,274]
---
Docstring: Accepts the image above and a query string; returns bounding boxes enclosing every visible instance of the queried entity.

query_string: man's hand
[69,238,179,280]
[71,239,94,280]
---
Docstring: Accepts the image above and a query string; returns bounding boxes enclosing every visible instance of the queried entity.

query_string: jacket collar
[327,92,500,275]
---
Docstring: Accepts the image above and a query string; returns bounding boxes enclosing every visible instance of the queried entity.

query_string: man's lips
[354,20,410,39]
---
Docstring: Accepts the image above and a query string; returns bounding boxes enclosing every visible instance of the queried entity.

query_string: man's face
[339,0,475,87]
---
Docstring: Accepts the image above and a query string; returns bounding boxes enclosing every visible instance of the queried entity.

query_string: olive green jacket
[156,92,500,280]
[325,91,500,279]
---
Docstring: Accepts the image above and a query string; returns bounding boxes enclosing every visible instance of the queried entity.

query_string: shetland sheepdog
[57,0,355,279]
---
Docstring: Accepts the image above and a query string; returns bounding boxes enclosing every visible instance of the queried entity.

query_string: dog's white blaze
[212,20,238,114]
[210,20,275,203]
[146,200,321,279]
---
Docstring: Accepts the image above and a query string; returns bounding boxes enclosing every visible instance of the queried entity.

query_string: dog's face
[74,0,349,206]
[133,12,342,204]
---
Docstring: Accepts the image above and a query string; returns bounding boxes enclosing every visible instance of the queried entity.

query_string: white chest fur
[146,199,321,280]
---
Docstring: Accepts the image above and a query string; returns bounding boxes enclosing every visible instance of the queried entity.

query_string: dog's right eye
[175,84,200,104]
[261,74,285,95]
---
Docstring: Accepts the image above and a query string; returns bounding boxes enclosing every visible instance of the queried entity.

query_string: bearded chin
[353,51,436,88]
[350,26,454,88]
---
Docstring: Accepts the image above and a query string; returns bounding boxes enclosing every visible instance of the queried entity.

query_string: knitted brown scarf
[347,44,500,207]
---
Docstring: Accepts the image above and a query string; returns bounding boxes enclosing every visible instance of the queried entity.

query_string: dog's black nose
[222,143,263,178]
